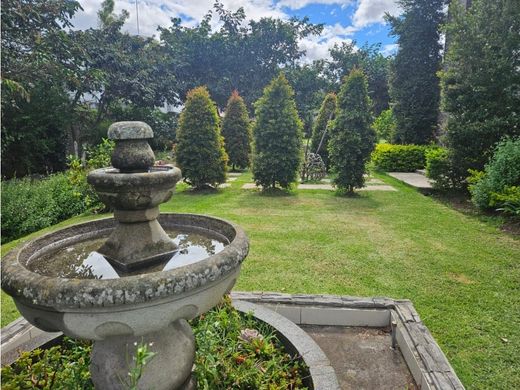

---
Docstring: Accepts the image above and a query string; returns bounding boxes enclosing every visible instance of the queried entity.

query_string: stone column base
[90,319,195,390]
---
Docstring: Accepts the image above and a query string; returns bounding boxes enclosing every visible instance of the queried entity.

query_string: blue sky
[72,0,401,61]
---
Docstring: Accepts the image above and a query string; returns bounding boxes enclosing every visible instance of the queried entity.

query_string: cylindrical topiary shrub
[252,74,303,190]
[222,90,252,171]
[310,92,337,169]
[329,69,376,193]
[176,86,228,189]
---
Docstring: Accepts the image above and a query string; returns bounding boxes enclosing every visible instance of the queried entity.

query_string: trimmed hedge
[371,144,429,172]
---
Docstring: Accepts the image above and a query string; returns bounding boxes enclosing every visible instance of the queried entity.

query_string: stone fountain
[1,122,249,389]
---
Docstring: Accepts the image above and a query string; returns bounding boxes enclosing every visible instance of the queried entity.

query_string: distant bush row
[371,144,440,172]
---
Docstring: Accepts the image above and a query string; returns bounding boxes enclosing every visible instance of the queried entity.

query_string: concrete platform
[304,325,417,390]
[388,172,433,192]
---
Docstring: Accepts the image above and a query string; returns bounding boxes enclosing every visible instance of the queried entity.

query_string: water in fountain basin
[27,228,227,280]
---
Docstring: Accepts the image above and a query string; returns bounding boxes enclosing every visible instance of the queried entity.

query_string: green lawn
[2,172,519,389]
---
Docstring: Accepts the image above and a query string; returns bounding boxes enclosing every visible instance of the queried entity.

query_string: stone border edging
[233,300,340,390]
[231,292,465,390]
[1,292,465,390]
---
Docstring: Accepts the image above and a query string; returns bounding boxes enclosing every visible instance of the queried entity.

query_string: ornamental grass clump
[221,90,252,171]
[176,86,228,189]
[252,74,303,190]
[329,69,376,194]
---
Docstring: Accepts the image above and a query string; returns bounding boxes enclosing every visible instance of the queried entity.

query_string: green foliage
[372,108,397,142]
[1,140,113,243]
[221,91,252,170]
[440,0,520,182]
[120,342,157,390]
[493,187,520,216]
[386,0,446,144]
[1,83,71,178]
[285,62,328,137]
[1,337,92,390]
[371,144,430,172]
[2,299,307,390]
[329,69,376,192]
[325,42,392,116]
[191,296,308,389]
[310,92,337,168]
[252,74,303,189]
[176,86,228,189]
[159,3,323,109]
[468,138,520,211]
[425,147,463,190]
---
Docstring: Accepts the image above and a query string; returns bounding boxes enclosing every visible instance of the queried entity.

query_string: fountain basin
[87,165,181,210]
[1,213,249,341]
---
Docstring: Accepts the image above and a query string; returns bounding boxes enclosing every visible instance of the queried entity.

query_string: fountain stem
[87,121,182,271]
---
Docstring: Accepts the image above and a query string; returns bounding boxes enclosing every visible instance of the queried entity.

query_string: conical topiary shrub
[176,86,228,189]
[222,90,252,171]
[310,92,337,169]
[329,69,376,193]
[252,74,303,190]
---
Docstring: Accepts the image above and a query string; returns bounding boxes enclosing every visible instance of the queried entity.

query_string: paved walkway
[242,178,397,192]
[387,172,433,191]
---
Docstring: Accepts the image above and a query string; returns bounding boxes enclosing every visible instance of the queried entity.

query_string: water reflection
[28,229,227,280]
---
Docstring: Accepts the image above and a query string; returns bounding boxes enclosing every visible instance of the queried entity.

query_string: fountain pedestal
[90,319,195,390]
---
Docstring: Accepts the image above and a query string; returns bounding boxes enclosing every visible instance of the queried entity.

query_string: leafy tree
[1,0,83,177]
[372,108,397,142]
[252,74,303,189]
[176,87,228,189]
[329,69,376,193]
[222,91,252,170]
[386,0,446,144]
[310,93,337,168]
[441,0,520,182]
[285,61,328,137]
[159,2,323,109]
[325,42,391,116]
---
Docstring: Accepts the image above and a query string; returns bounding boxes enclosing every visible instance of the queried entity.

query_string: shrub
[252,74,303,189]
[372,108,396,142]
[425,147,464,190]
[176,86,228,189]
[1,140,113,244]
[221,91,252,170]
[329,69,376,193]
[469,137,520,211]
[310,92,336,168]
[371,144,427,172]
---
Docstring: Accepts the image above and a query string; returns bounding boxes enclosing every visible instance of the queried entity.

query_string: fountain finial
[108,121,155,172]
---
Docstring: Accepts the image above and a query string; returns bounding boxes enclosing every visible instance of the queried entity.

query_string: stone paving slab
[241,183,397,191]
[227,172,242,177]
[218,183,231,188]
[227,177,237,182]
[388,172,433,190]
[304,326,417,390]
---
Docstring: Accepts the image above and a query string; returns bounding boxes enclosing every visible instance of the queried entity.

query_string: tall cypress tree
[222,90,252,171]
[310,92,337,169]
[329,69,376,193]
[252,74,303,189]
[176,86,228,189]
[386,0,446,145]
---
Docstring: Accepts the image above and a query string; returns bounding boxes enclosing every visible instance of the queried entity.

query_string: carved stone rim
[1,214,249,309]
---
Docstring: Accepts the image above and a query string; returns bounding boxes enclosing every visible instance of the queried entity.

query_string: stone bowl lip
[1,213,249,310]
[87,165,182,187]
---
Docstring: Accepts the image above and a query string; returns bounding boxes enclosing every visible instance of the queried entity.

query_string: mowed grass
[2,172,519,389]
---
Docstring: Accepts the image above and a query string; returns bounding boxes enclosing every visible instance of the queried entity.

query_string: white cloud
[352,0,401,28]
[298,23,356,62]
[277,0,352,11]
[381,43,398,56]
